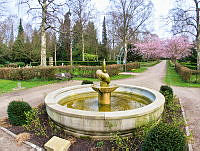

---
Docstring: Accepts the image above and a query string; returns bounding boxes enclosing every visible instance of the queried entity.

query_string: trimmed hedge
[160,85,173,104]
[7,101,32,126]
[31,61,118,66]
[175,62,200,82]
[5,63,18,68]
[175,62,192,82]
[126,62,140,71]
[0,62,140,80]
[81,80,94,85]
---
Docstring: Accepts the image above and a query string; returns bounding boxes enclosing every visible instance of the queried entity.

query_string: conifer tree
[72,20,82,60]
[100,16,108,60]
[84,21,98,55]
[102,16,107,46]
[12,18,26,62]
[57,11,71,61]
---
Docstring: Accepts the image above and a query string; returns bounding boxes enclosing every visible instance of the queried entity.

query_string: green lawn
[140,60,160,67]
[131,67,147,73]
[0,79,61,94]
[128,61,160,73]
[73,74,133,82]
[165,61,200,87]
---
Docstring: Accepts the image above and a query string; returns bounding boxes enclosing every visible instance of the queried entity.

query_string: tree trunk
[70,40,73,66]
[197,25,200,70]
[123,41,128,71]
[197,28,200,70]
[40,0,47,66]
[197,49,200,70]
[81,32,85,61]
[54,43,57,66]
[123,41,127,64]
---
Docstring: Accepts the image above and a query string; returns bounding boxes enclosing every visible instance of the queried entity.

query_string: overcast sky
[6,0,176,39]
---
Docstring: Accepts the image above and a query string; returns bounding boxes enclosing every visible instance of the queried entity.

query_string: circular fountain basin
[45,84,165,138]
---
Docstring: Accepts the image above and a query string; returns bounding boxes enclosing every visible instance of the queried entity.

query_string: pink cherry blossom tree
[135,36,164,60]
[134,36,192,61]
[163,36,193,61]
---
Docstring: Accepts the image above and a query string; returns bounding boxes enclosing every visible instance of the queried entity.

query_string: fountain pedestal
[92,84,118,105]
[92,59,118,105]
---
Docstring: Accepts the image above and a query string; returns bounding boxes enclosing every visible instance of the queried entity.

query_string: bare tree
[19,0,66,66]
[69,0,92,61]
[0,1,7,17]
[109,0,153,64]
[169,0,200,69]
[0,16,16,44]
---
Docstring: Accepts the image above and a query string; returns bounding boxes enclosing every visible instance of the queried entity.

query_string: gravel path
[0,61,200,150]
[112,60,200,151]
[0,80,81,117]
[0,129,36,151]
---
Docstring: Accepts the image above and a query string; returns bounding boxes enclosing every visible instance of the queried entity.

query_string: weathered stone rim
[45,84,165,119]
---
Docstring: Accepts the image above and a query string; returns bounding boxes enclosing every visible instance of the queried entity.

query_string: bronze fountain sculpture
[92,59,118,105]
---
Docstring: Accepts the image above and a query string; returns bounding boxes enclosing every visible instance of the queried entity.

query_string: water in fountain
[59,59,151,112]
[59,91,151,112]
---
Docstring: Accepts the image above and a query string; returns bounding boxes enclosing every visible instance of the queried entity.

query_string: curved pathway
[0,80,81,117]
[0,61,200,150]
[112,60,200,151]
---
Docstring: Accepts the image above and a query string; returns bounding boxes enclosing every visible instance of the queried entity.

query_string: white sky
[6,0,176,39]
[152,0,175,38]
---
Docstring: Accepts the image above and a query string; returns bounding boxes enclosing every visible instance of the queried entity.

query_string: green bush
[15,62,25,67]
[23,108,47,137]
[7,101,32,126]
[160,85,173,104]
[81,80,94,85]
[142,122,187,151]
[5,63,18,68]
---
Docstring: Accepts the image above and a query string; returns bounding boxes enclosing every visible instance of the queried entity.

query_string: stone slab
[44,136,71,151]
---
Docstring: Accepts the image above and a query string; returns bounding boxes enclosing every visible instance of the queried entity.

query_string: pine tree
[12,18,26,62]
[102,16,107,46]
[31,29,41,62]
[100,16,108,60]
[57,11,71,61]
[18,18,24,40]
[72,20,83,60]
[84,21,98,55]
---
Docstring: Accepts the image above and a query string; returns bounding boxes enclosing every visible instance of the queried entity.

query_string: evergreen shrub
[81,80,94,85]
[7,101,32,126]
[160,85,173,104]
[15,62,25,67]
[5,63,18,68]
[142,122,187,151]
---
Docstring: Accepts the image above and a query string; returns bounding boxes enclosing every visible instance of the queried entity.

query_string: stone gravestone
[44,136,71,151]
[13,82,25,90]
[49,57,54,66]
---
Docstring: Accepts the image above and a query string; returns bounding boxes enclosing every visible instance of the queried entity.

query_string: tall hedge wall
[175,62,200,82]
[0,62,140,80]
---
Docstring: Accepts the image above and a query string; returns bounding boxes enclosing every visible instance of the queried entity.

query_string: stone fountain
[45,60,165,138]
